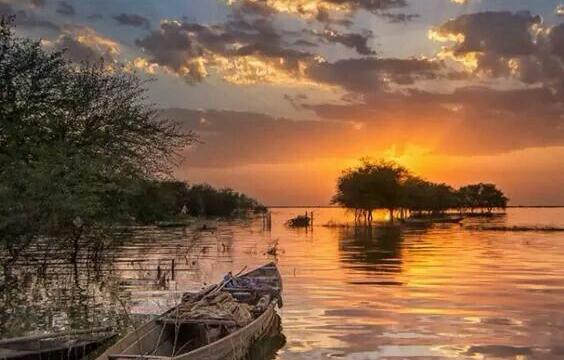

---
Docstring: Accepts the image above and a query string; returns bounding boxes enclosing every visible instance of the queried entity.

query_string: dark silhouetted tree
[0,17,195,266]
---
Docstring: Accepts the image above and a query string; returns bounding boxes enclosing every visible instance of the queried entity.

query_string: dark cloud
[229,0,408,19]
[306,57,442,92]
[161,80,564,170]
[0,2,59,30]
[113,13,150,29]
[550,23,564,60]
[433,11,563,87]
[284,93,308,109]
[313,29,375,55]
[436,11,541,56]
[163,108,370,167]
[56,1,74,16]
[304,85,564,156]
[135,18,313,83]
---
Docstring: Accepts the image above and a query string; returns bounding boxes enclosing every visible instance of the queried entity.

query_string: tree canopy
[0,17,194,260]
[332,159,408,222]
[126,181,266,224]
[333,159,509,223]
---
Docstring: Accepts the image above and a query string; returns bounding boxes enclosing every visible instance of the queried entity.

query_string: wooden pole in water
[171,259,175,281]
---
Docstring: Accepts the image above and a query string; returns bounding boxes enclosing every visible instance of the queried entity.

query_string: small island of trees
[332,159,508,225]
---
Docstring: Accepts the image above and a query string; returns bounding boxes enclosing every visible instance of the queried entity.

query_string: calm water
[2,208,564,359]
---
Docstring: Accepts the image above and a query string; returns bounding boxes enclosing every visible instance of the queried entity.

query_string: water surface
[2,208,564,359]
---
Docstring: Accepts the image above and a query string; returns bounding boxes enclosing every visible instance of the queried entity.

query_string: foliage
[181,183,265,218]
[0,17,194,263]
[332,159,408,222]
[457,183,508,213]
[126,181,266,223]
[333,159,509,223]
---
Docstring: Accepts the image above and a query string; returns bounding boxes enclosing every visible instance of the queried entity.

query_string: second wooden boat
[96,262,283,360]
[0,327,115,360]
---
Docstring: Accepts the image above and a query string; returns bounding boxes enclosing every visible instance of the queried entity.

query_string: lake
[2,208,564,359]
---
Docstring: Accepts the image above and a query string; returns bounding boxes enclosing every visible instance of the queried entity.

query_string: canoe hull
[174,304,278,360]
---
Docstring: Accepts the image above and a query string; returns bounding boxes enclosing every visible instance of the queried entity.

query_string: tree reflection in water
[338,225,405,276]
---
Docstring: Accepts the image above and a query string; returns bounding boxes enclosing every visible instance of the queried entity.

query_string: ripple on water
[2,208,564,359]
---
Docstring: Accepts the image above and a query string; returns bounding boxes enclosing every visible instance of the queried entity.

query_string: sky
[2,0,564,205]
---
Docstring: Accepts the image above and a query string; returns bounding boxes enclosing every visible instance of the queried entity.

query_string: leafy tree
[333,159,509,224]
[457,183,508,214]
[333,159,408,223]
[456,184,482,213]
[182,184,264,217]
[0,17,194,269]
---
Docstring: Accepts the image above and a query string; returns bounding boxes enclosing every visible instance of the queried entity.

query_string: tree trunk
[389,208,394,223]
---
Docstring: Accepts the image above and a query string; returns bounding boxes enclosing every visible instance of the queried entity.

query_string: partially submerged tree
[457,183,508,214]
[0,17,195,266]
[332,159,408,223]
[333,159,509,225]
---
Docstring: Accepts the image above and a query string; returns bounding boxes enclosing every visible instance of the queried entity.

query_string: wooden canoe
[96,262,283,360]
[0,327,115,360]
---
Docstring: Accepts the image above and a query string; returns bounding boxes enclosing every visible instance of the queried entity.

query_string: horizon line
[266,205,564,209]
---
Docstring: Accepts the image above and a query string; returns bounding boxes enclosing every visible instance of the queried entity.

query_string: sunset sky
[3,0,563,205]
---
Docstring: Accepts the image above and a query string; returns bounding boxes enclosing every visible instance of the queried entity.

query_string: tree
[456,183,508,214]
[0,17,195,268]
[456,184,482,213]
[479,183,509,213]
[332,159,408,223]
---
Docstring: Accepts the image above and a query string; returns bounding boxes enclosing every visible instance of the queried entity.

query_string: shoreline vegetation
[332,159,508,226]
[0,18,264,283]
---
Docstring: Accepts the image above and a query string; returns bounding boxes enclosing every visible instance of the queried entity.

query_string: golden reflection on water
[2,208,564,359]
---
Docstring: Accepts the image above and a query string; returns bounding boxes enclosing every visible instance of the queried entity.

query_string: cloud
[312,28,375,55]
[53,25,120,63]
[161,76,564,172]
[432,11,541,57]
[56,1,74,16]
[134,14,441,89]
[163,108,384,167]
[113,13,150,29]
[135,18,317,85]
[379,12,419,23]
[304,85,564,156]
[226,0,409,22]
[0,2,59,30]
[431,11,563,88]
[550,23,564,60]
[306,57,442,93]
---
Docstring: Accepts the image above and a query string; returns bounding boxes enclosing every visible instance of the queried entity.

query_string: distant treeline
[128,181,266,224]
[333,159,508,223]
